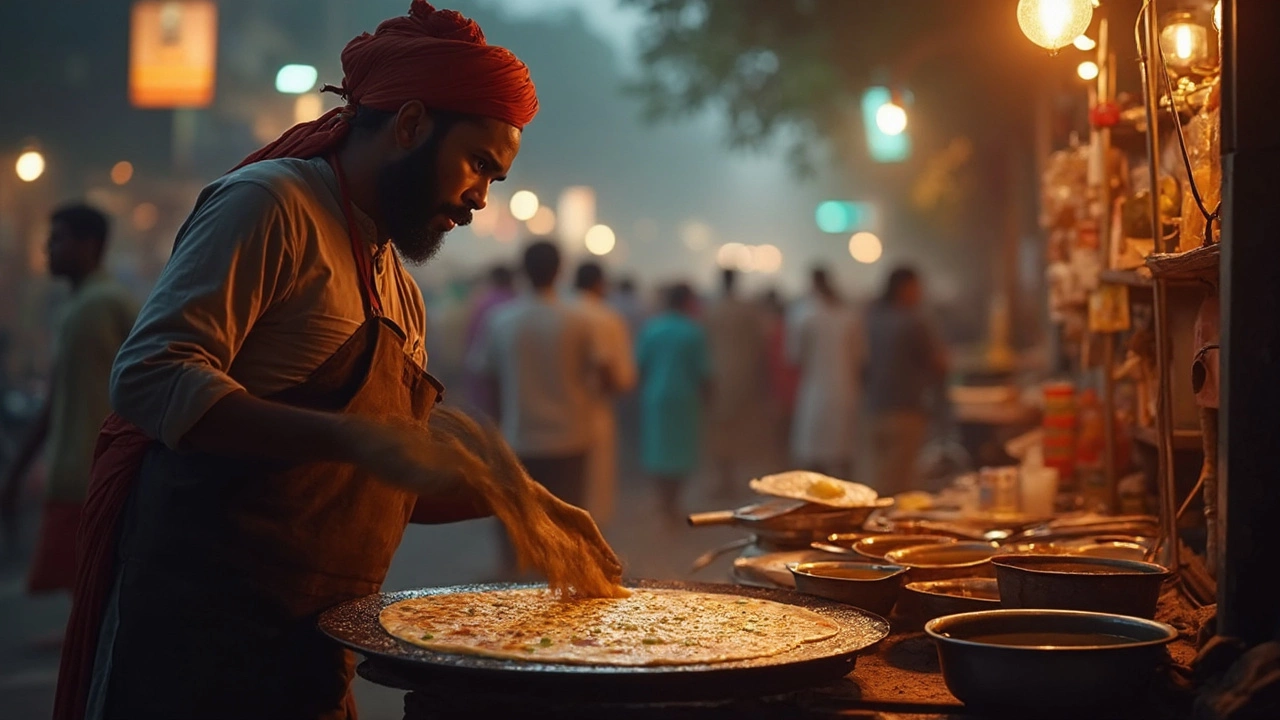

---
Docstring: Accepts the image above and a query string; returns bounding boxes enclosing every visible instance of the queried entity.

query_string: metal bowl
[884,541,1001,582]
[787,561,906,616]
[901,578,1001,623]
[925,609,1177,714]
[851,534,956,561]
[993,555,1170,619]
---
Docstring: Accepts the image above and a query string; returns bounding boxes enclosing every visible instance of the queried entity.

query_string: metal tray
[319,579,890,703]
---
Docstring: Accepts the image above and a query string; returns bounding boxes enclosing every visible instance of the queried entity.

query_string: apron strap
[328,155,384,318]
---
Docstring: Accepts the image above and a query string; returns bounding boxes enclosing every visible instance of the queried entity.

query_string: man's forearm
[178,390,355,464]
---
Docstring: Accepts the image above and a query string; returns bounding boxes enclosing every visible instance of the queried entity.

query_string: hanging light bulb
[1073,34,1097,51]
[1077,61,1100,81]
[1159,10,1210,69]
[1017,0,1095,53]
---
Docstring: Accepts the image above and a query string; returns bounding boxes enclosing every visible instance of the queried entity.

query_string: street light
[111,161,134,185]
[275,64,318,94]
[510,190,539,221]
[848,232,883,264]
[875,101,908,136]
[15,150,45,182]
[526,206,556,235]
[584,224,616,256]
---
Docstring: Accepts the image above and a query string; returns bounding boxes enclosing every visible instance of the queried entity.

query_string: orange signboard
[129,1,218,109]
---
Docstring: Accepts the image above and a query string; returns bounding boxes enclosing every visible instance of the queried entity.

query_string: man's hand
[419,406,626,598]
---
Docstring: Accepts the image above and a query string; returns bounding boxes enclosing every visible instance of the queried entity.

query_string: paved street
[0,418,787,719]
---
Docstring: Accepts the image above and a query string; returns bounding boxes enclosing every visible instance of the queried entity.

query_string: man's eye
[474,157,488,172]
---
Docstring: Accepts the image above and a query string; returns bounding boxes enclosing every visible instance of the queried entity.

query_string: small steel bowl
[901,578,1001,623]
[851,534,957,561]
[884,541,1001,582]
[926,609,1177,714]
[787,561,906,617]
[993,554,1171,619]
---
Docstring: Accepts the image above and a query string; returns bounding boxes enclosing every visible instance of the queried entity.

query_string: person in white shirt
[471,240,605,570]
[704,268,768,498]
[573,261,636,526]
[788,267,865,480]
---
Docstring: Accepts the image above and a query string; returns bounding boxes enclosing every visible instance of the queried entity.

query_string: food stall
[312,1,1276,717]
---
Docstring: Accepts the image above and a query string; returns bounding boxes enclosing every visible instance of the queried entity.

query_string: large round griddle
[319,578,889,703]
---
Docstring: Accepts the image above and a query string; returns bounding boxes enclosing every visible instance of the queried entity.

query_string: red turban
[233,1,538,170]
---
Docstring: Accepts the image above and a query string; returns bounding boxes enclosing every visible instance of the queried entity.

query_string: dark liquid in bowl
[802,567,896,580]
[963,632,1136,647]
[1019,562,1152,574]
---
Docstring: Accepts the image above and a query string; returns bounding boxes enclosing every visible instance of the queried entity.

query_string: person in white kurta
[787,268,864,480]
[703,269,767,497]
[573,262,636,526]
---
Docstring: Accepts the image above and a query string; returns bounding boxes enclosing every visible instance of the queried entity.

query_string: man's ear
[392,100,432,149]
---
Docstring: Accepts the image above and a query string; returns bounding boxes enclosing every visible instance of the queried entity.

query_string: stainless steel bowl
[926,609,1178,714]
[900,578,1001,623]
[884,541,1001,582]
[851,534,956,561]
[787,561,905,617]
[993,554,1171,619]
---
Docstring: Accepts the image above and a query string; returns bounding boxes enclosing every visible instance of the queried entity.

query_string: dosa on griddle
[380,588,841,666]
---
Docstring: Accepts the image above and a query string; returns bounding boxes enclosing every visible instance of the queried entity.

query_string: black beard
[377,135,450,266]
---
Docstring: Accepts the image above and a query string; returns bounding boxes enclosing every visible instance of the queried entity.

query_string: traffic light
[861,86,911,163]
[815,201,878,234]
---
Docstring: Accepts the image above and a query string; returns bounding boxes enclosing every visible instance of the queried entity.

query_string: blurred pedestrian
[1,204,138,597]
[471,241,604,569]
[788,267,863,480]
[463,264,515,421]
[610,276,646,339]
[636,283,711,523]
[573,261,636,526]
[762,288,799,457]
[865,266,948,495]
[703,268,767,498]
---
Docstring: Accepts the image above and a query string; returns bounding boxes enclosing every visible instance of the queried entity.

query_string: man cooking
[52,4,621,719]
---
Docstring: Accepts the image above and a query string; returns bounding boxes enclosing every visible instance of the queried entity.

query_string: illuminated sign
[129,1,218,109]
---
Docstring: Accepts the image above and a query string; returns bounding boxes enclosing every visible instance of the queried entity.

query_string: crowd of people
[424,240,952,532]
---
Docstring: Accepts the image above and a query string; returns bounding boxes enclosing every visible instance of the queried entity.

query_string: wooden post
[1219,0,1280,645]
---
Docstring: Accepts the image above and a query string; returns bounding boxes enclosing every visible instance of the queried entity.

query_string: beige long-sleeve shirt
[110,157,427,449]
[46,271,138,501]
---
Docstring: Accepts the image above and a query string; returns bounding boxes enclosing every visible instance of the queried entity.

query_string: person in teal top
[636,283,711,522]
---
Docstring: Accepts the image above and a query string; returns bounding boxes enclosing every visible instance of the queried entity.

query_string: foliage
[623,0,1058,182]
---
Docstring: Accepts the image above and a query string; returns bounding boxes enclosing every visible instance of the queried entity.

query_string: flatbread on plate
[749,471,879,508]
[379,588,840,666]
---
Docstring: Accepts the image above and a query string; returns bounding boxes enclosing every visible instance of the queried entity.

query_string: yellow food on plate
[380,588,841,666]
[748,471,879,508]
[808,477,846,500]
[894,491,934,512]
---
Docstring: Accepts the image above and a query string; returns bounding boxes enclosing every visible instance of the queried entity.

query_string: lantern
[1017,0,1095,53]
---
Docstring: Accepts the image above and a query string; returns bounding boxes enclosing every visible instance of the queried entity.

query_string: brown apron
[97,158,441,720]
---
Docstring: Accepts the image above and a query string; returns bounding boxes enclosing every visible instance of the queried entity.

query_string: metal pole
[1153,278,1181,571]
[1139,0,1179,570]
[1095,16,1118,511]
[1141,0,1165,254]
